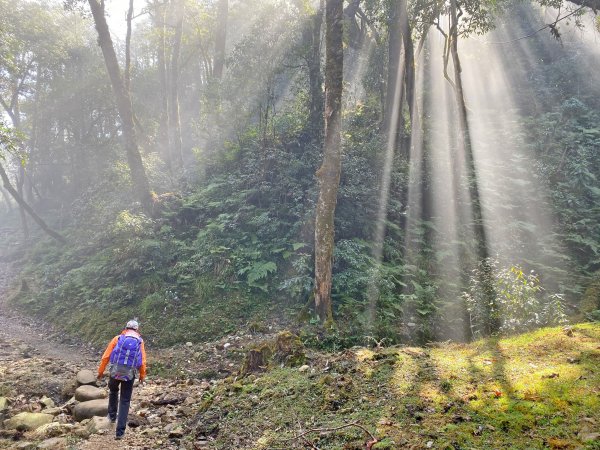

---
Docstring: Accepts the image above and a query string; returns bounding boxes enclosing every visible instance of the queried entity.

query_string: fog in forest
[1,0,600,344]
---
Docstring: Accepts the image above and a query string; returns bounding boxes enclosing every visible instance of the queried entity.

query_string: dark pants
[108,377,135,437]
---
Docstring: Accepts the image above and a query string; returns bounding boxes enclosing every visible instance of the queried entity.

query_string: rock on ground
[86,415,113,435]
[76,369,97,386]
[75,385,107,402]
[73,399,109,422]
[4,412,54,431]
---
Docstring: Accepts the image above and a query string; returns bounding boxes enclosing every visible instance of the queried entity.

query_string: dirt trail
[0,260,98,364]
[0,243,276,449]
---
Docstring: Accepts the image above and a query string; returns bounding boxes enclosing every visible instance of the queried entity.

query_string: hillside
[0,320,598,449]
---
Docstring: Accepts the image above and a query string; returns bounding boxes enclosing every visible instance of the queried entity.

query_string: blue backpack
[109,334,142,381]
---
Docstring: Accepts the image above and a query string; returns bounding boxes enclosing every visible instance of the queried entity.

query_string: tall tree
[308,0,325,141]
[314,0,343,324]
[384,0,405,153]
[150,0,171,170]
[125,0,135,93]
[384,0,414,154]
[168,0,185,171]
[87,0,152,211]
[213,0,228,80]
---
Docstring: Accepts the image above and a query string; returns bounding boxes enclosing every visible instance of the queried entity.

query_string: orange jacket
[98,329,147,381]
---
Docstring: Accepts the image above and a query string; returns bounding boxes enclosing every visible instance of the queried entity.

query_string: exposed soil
[0,255,287,449]
[0,261,99,365]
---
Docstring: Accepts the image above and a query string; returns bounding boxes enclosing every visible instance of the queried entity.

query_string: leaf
[246,261,277,284]
[292,242,306,251]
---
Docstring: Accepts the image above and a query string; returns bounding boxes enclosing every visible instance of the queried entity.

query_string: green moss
[274,331,306,367]
[192,324,600,449]
[372,438,396,449]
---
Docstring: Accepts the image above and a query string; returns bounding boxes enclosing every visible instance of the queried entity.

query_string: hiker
[97,319,147,440]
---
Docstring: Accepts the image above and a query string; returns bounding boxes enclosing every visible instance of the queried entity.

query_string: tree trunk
[125,0,134,93]
[88,0,152,211]
[399,0,414,125]
[449,0,486,261]
[308,0,325,142]
[314,0,343,325]
[384,0,405,153]
[448,0,498,335]
[153,0,170,170]
[5,98,29,239]
[168,0,184,171]
[0,162,66,244]
[213,0,228,80]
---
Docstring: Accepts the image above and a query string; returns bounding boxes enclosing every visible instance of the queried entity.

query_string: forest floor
[0,255,599,449]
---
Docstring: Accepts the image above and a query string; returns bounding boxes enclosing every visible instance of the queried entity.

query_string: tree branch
[484,5,587,45]
[0,162,66,244]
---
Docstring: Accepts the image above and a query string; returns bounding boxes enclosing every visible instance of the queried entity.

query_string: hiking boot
[107,415,116,424]
[115,434,124,440]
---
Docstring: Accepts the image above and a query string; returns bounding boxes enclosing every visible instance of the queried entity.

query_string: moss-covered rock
[274,331,305,367]
[240,343,273,375]
[4,412,53,431]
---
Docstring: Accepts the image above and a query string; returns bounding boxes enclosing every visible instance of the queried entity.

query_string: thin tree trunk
[125,0,134,93]
[26,67,42,204]
[153,0,170,169]
[449,0,486,260]
[213,0,228,80]
[384,0,405,152]
[314,0,343,325]
[308,0,324,142]
[168,0,184,171]
[399,0,414,125]
[448,0,497,335]
[88,0,152,211]
[8,98,29,239]
[0,162,66,244]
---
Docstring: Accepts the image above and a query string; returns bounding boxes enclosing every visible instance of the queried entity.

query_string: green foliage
[464,259,568,337]
[0,120,20,161]
[3,0,599,351]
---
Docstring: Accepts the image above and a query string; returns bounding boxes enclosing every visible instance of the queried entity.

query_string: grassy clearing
[196,323,600,449]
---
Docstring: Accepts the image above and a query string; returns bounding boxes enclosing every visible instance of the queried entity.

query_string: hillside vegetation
[0,0,599,347]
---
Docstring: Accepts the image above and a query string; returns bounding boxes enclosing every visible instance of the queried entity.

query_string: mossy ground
[196,324,600,449]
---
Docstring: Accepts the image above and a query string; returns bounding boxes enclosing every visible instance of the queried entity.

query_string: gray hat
[126,319,139,330]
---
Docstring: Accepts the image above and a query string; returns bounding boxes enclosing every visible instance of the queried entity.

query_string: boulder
[43,407,62,416]
[32,422,68,439]
[40,396,55,409]
[72,424,90,438]
[76,370,97,386]
[75,385,107,402]
[4,412,54,431]
[72,399,108,422]
[86,415,112,434]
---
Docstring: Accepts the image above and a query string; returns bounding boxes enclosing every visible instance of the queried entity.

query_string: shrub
[463,258,567,338]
